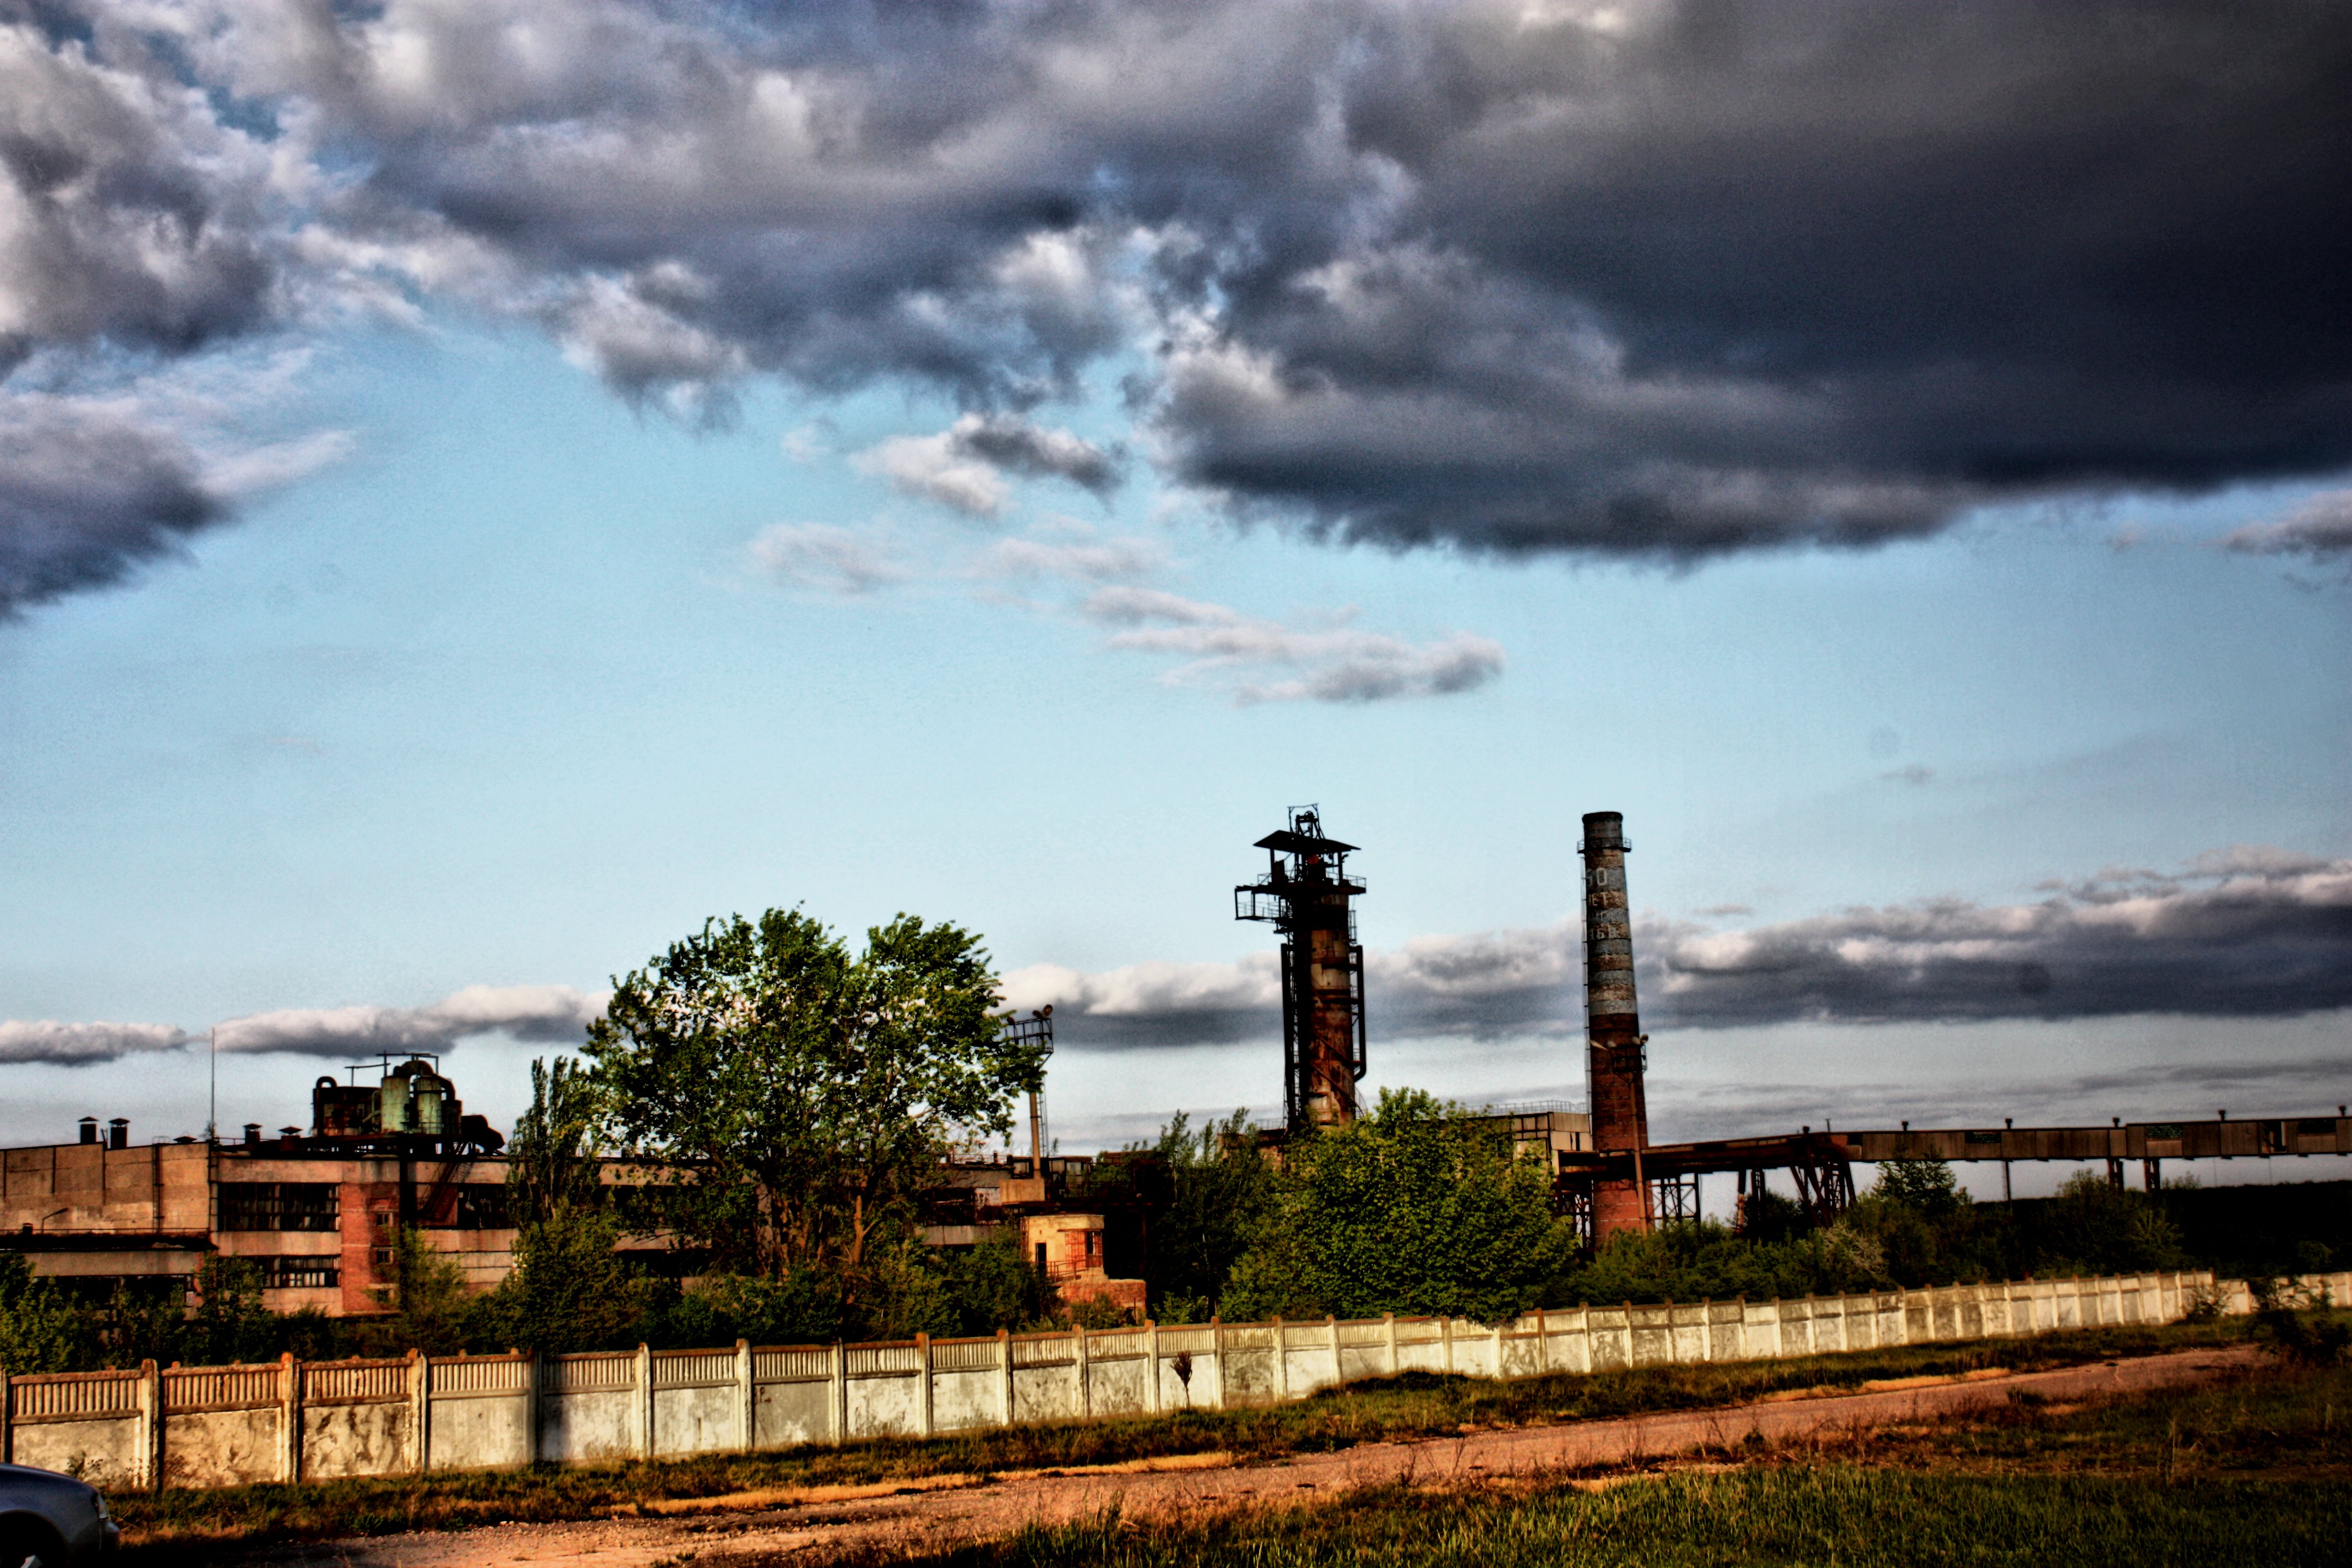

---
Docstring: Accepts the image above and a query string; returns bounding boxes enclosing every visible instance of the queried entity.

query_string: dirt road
[246,1346,2254,1568]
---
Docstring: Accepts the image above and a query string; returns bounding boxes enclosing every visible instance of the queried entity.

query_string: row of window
[216,1183,514,1231]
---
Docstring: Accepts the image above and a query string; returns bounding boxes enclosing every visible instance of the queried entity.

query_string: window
[218,1183,340,1232]
[252,1255,340,1290]
[455,1184,511,1228]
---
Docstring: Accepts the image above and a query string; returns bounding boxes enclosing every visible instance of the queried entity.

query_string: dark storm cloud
[7,1,2351,609]
[1645,851,2352,1027]
[1005,848,2352,1050]
[0,396,223,614]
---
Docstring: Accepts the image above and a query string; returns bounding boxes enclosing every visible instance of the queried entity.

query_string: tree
[183,1257,275,1365]
[1223,1089,1577,1325]
[585,908,1047,1316]
[485,1205,651,1353]
[1872,1155,1966,1216]
[1141,1110,1274,1320]
[506,1055,606,1228]
[0,1255,91,1374]
[483,1054,651,1353]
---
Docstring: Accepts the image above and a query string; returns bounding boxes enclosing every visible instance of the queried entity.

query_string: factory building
[2,1052,1142,1317]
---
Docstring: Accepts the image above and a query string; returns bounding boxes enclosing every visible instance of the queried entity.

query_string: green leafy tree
[183,1257,275,1365]
[506,1055,607,1227]
[1549,1219,1892,1306]
[585,908,1047,1324]
[1223,1088,1577,1325]
[484,1206,652,1354]
[1873,1155,1966,1215]
[2033,1170,2187,1276]
[0,1254,93,1373]
[367,1227,478,1354]
[1142,1110,1273,1320]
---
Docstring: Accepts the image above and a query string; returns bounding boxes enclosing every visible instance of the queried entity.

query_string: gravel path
[251,1346,2255,1568]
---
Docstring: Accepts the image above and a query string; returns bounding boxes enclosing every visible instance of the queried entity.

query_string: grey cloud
[0,394,222,615]
[950,415,1122,496]
[1079,586,1505,704]
[6,0,2349,612]
[2223,490,2352,562]
[1005,845,2352,1051]
[0,1019,188,1066]
[214,983,607,1057]
[1646,850,2352,1026]
[745,521,905,595]
[971,533,1164,585]
[0,17,277,369]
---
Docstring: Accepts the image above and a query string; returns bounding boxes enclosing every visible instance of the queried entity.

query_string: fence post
[917,1333,935,1438]
[1384,1313,1398,1376]
[1074,1324,1091,1420]
[407,1350,429,1473]
[138,1359,161,1493]
[1145,1320,1161,1414]
[1209,1317,1224,1409]
[1441,1316,1455,1375]
[736,1340,754,1454]
[524,1351,542,1467]
[829,1342,848,1445]
[1491,1319,1505,1377]
[1329,1316,1341,1389]
[1271,1317,1288,1402]
[998,1329,1014,1427]
[635,1343,654,1461]
[280,1352,301,1484]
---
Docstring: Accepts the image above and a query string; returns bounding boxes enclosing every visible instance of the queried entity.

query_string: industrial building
[1,1047,1142,1317]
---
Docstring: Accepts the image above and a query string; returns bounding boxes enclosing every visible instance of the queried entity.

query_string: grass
[109,1317,2248,1559]
[873,1344,2352,1567]
[894,1469,2351,1567]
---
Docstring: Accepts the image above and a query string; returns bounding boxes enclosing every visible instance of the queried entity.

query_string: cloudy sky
[2,1,2346,1199]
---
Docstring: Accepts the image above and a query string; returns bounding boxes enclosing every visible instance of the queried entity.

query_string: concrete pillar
[634,1343,654,1461]
[917,1334,935,1438]
[1209,1317,1224,1410]
[1384,1313,1398,1376]
[1,1358,13,1465]
[735,1340,754,1454]
[1441,1315,1454,1374]
[524,1351,542,1466]
[1145,1322,1161,1414]
[998,1330,1014,1427]
[407,1349,429,1474]
[280,1352,302,1484]
[138,1360,161,1493]
[1271,1317,1288,1402]
[1330,1316,1342,1388]
[1074,1325,1091,1420]
[828,1342,848,1445]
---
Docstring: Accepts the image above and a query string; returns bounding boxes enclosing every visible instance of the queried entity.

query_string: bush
[1223,1088,1577,1324]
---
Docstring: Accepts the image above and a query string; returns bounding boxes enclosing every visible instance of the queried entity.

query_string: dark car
[0,1463,117,1566]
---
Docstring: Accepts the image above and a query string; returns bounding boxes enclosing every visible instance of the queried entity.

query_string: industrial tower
[1581,810,1653,1239]
[1236,806,1368,1133]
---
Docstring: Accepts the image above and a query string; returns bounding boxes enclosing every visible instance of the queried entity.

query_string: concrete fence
[3,1268,2339,1492]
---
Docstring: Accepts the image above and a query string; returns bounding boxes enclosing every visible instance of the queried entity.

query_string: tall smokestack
[1581,811,1651,1240]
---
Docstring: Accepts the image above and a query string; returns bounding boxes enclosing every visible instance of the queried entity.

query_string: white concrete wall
[8,1268,2346,1492]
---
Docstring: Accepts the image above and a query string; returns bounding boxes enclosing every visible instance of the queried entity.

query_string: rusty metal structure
[1578,812,1654,1240]
[1237,805,1368,1133]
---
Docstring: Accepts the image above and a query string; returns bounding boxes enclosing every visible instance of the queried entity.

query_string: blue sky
[2,3,2347,1199]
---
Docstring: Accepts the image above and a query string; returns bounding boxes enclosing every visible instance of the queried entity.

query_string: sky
[2,1,2348,1202]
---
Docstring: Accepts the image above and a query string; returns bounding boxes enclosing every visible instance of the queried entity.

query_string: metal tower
[1236,806,1368,1133]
